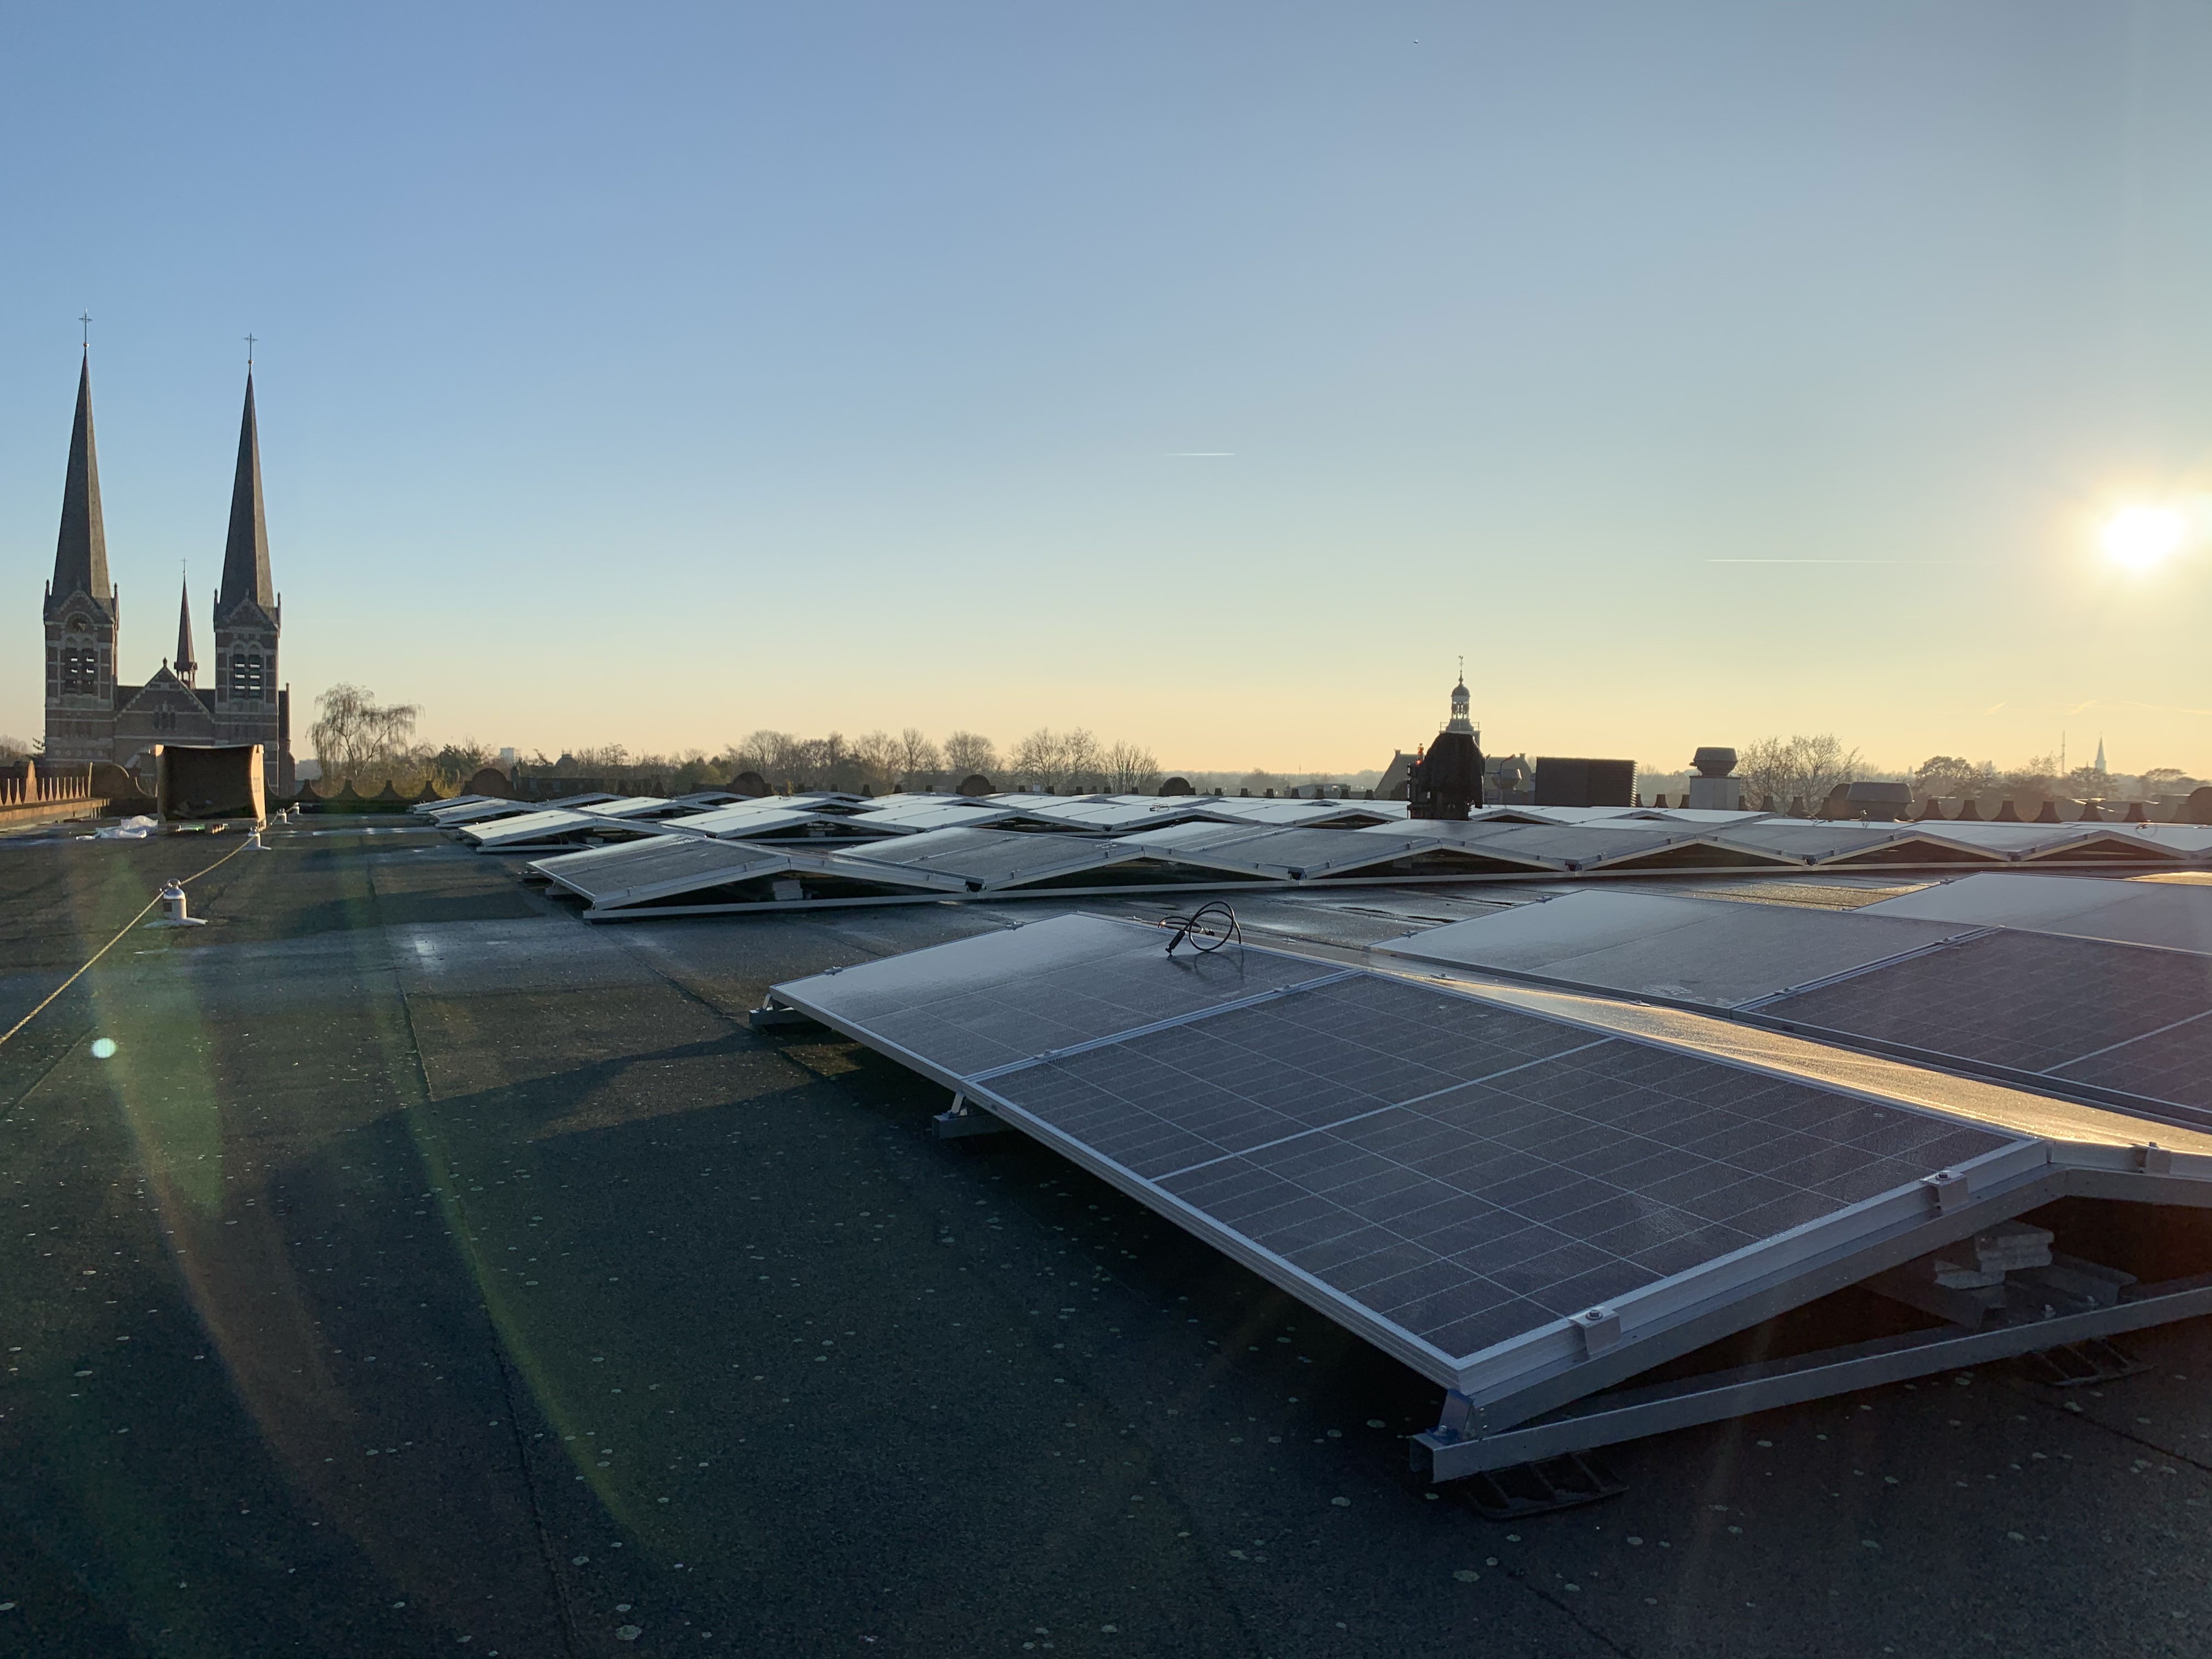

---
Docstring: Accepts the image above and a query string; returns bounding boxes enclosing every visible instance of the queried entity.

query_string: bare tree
[896,727,943,789]
[943,730,997,781]
[1102,741,1160,794]
[1737,734,1861,817]
[309,684,421,782]
[1011,728,1072,792]
[1062,728,1104,793]
[787,732,850,789]
[851,729,901,792]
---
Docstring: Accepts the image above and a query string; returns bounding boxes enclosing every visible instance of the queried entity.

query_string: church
[41,352,295,793]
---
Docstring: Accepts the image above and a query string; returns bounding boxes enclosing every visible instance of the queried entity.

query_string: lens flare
[2101,506,2186,571]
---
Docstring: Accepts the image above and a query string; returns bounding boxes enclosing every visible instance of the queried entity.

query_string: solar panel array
[443,780,2212,919]
[777,916,2016,1372]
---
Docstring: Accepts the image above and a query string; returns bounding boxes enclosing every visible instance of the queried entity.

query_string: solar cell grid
[2048,1013,2212,1110]
[793,922,1333,1079]
[538,838,792,902]
[974,971,2011,1361]
[1765,930,2212,1085]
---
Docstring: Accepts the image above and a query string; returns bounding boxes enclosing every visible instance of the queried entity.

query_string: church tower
[211,368,287,788]
[174,573,198,688]
[43,352,121,763]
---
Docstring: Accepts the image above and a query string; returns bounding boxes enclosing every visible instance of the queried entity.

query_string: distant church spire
[217,369,274,612]
[2095,736,2107,774]
[174,570,198,686]
[51,352,111,604]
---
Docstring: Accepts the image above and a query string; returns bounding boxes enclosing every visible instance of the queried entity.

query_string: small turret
[1410,663,1483,820]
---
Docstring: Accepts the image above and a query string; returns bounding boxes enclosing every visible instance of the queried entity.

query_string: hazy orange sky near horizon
[5,4,2210,778]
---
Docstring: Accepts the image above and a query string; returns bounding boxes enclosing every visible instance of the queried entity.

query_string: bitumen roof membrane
[3,825,2210,1657]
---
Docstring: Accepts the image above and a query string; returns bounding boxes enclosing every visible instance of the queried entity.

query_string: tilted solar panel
[1756,928,2212,1122]
[986,973,2007,1361]
[1378,889,1974,1008]
[533,837,797,906]
[1859,872,2212,955]
[771,915,2022,1387]
[786,914,1336,1076]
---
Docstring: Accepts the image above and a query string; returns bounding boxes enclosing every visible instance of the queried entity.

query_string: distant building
[1381,672,1528,804]
[41,354,293,792]
[1408,672,1484,820]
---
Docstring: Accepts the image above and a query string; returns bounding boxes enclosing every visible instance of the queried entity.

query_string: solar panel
[428,792,620,827]
[1202,798,1397,828]
[821,827,1177,893]
[992,975,2009,1350]
[1909,822,2180,865]
[1114,820,1274,852]
[782,914,1336,1076]
[463,804,669,849]
[772,916,2022,1384]
[531,838,802,908]
[1702,821,1920,865]
[847,802,1020,833]
[1379,890,1974,1008]
[1859,872,2212,955]
[1757,928,2212,1122]
[1137,827,1556,881]
[649,804,871,840]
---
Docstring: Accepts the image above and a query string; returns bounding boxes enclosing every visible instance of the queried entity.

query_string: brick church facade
[41,354,294,793]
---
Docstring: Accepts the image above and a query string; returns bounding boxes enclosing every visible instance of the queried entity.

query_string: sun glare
[2101,505,2186,571]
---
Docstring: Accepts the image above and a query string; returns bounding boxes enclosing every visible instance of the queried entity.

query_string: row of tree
[1909,754,2201,804]
[302,687,2207,808]
[1728,733,2203,813]
[305,686,1164,797]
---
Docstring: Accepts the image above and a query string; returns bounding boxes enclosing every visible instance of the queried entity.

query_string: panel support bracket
[1414,1273,2212,1482]
[748,996,822,1031]
[934,1091,1013,1139]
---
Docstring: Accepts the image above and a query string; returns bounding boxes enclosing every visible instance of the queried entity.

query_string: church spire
[217,369,274,613]
[174,571,198,686]
[51,353,111,605]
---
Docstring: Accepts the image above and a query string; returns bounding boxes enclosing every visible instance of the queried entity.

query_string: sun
[2101,506,2186,571]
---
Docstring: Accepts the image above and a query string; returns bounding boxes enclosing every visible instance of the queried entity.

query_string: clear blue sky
[5,2,2209,776]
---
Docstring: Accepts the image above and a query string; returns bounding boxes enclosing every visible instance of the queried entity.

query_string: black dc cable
[1163,899,1240,956]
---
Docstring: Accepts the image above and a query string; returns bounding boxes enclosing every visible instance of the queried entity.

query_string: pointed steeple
[217,370,274,612]
[51,353,111,606]
[174,572,198,686]
[2095,736,2107,774]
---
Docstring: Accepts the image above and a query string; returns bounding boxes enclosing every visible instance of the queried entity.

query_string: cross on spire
[244,333,257,368]
[79,312,91,350]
